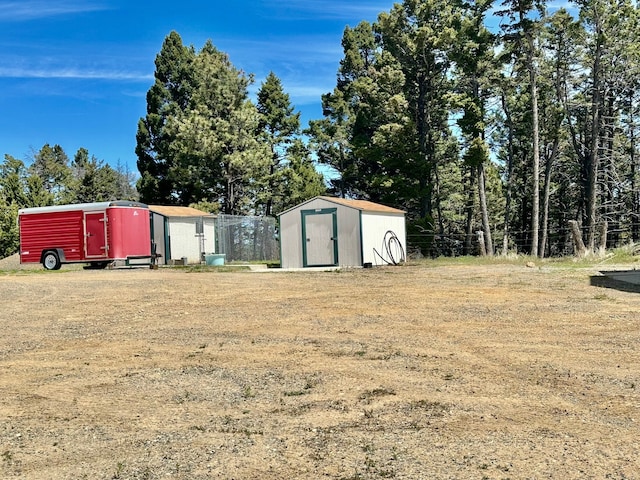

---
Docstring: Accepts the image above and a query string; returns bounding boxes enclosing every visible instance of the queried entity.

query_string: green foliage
[29,144,74,204]
[256,72,303,216]
[276,139,326,214]
[136,31,198,205]
[0,202,19,258]
[308,0,464,225]
[0,154,54,258]
[72,148,123,203]
[137,32,273,215]
[189,200,219,214]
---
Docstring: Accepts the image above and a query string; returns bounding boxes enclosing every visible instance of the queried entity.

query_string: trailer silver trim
[18,201,148,215]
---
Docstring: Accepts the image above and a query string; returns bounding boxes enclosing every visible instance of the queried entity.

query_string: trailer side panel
[19,210,85,264]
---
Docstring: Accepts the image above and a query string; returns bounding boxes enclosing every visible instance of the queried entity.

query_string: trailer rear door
[85,212,108,258]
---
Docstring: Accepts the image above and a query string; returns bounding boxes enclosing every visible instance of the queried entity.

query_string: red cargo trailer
[18,201,152,270]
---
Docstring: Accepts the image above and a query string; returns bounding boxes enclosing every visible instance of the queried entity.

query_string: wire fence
[216,214,279,262]
[408,221,640,258]
[216,215,640,262]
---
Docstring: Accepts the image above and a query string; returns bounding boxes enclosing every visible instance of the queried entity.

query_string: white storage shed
[278,196,406,268]
[149,206,216,265]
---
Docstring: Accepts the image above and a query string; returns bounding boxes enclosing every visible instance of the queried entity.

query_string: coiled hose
[373,230,406,266]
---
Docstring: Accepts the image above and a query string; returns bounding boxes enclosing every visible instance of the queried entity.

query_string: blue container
[205,253,225,266]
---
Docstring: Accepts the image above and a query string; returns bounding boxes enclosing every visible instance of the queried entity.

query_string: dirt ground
[1,260,639,479]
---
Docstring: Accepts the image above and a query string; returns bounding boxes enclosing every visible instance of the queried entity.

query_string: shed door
[85,212,108,258]
[302,208,338,267]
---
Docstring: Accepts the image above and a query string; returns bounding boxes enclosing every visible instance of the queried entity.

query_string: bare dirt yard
[1,260,639,479]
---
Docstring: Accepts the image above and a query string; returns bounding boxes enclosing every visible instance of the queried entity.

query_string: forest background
[2,0,640,260]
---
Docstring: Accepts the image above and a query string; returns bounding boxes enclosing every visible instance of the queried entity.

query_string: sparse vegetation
[1,263,639,478]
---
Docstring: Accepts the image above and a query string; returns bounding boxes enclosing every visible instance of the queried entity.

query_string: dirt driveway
[1,262,639,479]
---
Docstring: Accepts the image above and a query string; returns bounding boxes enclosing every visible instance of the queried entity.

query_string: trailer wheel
[42,251,61,270]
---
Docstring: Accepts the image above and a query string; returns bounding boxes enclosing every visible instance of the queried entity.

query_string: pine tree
[136,31,197,204]
[256,72,301,216]
[451,0,497,255]
[498,0,545,256]
[29,144,74,204]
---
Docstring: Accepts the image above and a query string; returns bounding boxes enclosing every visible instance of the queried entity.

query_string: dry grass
[1,262,639,479]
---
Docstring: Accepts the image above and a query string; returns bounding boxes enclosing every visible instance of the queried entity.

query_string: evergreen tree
[537,8,578,256]
[256,72,301,216]
[0,155,51,258]
[138,33,270,213]
[72,148,121,203]
[451,0,497,254]
[29,144,74,204]
[166,40,270,213]
[307,87,354,198]
[278,139,326,213]
[497,0,545,256]
[376,0,461,225]
[136,31,197,204]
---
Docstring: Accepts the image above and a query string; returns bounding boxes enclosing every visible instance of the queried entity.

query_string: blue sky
[0,0,392,173]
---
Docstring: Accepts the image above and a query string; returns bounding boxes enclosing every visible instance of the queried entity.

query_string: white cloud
[0,66,152,81]
[287,84,335,103]
[0,1,107,21]
[263,0,391,20]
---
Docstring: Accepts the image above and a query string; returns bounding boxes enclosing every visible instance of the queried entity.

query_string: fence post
[598,221,608,256]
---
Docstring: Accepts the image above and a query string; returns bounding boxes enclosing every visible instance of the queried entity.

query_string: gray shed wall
[279,198,365,268]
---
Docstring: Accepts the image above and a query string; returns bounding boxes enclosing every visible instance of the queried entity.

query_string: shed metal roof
[149,205,214,217]
[318,196,405,214]
[279,196,405,216]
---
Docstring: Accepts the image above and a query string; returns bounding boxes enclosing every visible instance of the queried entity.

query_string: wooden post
[568,220,587,257]
[598,221,608,256]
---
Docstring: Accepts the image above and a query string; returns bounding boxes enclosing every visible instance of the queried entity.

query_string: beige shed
[149,206,216,265]
[278,196,406,268]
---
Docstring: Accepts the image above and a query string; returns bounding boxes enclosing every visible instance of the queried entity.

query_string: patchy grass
[1,262,640,479]
[410,244,640,269]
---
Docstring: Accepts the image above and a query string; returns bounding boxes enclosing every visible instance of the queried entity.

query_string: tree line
[3,0,640,260]
[308,0,640,258]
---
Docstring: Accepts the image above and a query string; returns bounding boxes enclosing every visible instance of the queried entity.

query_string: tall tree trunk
[603,95,616,245]
[586,22,603,251]
[501,89,515,255]
[416,72,434,221]
[540,140,559,258]
[569,220,587,257]
[630,89,640,242]
[434,162,445,235]
[464,165,476,255]
[478,162,493,255]
[265,148,277,217]
[524,27,541,257]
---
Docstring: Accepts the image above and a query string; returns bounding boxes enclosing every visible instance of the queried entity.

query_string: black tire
[42,251,61,271]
